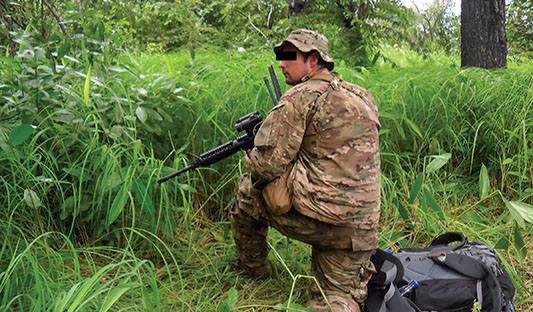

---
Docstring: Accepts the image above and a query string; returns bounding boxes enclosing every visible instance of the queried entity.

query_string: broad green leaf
[216,303,229,312]
[408,173,424,205]
[423,185,445,219]
[109,125,123,140]
[24,189,42,208]
[504,199,533,228]
[61,196,75,220]
[479,164,489,198]
[107,186,129,226]
[145,107,163,121]
[135,106,147,122]
[7,124,35,146]
[179,184,197,193]
[502,158,513,165]
[426,153,451,173]
[504,198,525,228]
[53,109,75,124]
[84,65,92,107]
[227,287,237,309]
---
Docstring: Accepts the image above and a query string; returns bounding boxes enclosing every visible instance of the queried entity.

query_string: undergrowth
[0,45,532,311]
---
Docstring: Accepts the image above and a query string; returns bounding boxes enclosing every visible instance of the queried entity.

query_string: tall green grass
[0,45,531,311]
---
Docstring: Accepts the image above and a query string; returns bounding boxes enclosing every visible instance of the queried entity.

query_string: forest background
[0,0,532,311]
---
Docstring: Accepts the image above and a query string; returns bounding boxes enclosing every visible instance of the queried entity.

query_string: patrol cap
[274,29,334,68]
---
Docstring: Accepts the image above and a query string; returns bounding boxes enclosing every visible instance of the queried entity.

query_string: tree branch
[248,13,267,39]
[43,0,66,34]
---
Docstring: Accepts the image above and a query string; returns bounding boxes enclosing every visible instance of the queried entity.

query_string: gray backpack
[365,232,516,312]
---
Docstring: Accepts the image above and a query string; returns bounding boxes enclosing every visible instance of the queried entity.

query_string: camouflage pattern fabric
[274,28,334,68]
[232,70,380,310]
[231,175,376,310]
[249,71,381,231]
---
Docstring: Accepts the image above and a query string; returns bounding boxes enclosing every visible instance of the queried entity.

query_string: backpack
[365,232,516,312]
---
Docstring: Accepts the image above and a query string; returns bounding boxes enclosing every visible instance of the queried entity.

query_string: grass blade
[424,185,445,220]
[408,173,424,205]
[100,284,134,312]
[404,117,423,139]
[479,164,489,198]
[394,197,413,230]
[84,65,92,107]
[513,224,527,263]
[107,185,130,226]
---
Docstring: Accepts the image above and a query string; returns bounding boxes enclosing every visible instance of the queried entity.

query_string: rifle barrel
[157,164,195,184]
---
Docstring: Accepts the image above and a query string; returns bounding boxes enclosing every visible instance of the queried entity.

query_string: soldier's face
[278,46,311,86]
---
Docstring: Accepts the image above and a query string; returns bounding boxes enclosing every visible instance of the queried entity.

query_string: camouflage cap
[274,29,334,67]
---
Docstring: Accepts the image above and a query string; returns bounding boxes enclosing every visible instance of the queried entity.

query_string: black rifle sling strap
[430,252,503,312]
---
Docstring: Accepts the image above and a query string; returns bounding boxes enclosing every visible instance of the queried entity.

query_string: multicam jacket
[249,71,381,230]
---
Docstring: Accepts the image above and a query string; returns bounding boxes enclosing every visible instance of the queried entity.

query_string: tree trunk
[461,0,507,68]
[288,0,312,17]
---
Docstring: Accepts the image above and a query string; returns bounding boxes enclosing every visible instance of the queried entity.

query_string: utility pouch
[262,163,293,215]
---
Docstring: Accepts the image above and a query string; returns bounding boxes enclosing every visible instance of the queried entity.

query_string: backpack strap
[429,232,467,250]
[369,249,404,285]
[365,282,421,312]
[366,250,421,312]
[430,252,503,312]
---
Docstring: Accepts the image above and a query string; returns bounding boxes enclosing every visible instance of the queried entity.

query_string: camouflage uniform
[231,29,380,312]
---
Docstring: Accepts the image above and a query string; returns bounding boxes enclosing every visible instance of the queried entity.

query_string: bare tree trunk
[461,0,507,68]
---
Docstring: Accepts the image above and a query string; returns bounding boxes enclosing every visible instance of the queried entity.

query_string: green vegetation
[0,0,532,311]
[1,44,532,311]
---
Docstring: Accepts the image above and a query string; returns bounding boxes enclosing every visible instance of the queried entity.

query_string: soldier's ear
[310,52,321,66]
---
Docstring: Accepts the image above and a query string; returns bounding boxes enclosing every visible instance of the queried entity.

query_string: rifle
[157,66,281,184]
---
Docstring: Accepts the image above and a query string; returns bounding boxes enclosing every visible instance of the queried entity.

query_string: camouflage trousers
[231,173,376,312]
